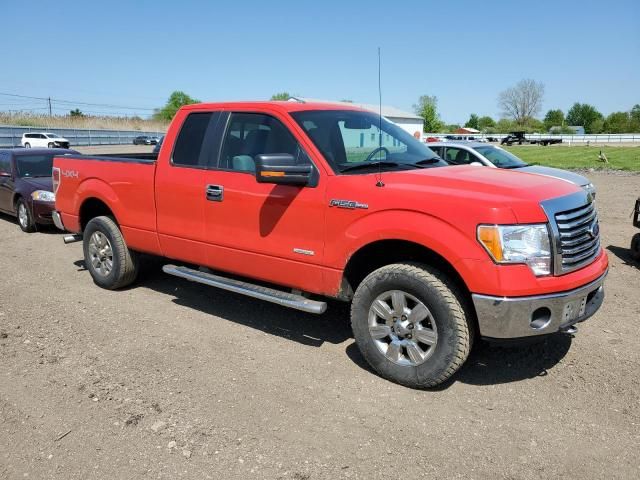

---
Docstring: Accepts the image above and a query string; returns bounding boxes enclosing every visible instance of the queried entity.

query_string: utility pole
[48,97,52,117]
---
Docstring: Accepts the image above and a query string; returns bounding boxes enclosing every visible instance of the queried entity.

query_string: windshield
[291,110,446,174]
[15,154,54,177]
[475,146,528,168]
[45,133,61,138]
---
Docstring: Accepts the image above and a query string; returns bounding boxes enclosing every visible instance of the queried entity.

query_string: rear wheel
[631,233,640,261]
[16,198,36,233]
[83,216,139,289]
[351,263,472,388]
[24,142,31,148]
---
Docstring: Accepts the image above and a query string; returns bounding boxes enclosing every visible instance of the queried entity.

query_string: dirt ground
[1,171,639,480]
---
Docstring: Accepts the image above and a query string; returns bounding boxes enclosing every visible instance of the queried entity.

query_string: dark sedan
[0,148,78,232]
[133,135,158,145]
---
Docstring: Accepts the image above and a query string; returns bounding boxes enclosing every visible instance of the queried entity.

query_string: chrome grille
[541,191,601,275]
[554,201,600,273]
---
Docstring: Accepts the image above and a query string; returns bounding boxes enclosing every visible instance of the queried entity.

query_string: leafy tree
[154,91,200,121]
[464,113,479,130]
[495,118,517,133]
[543,109,564,130]
[270,92,291,101]
[443,124,461,133]
[565,103,603,133]
[413,95,443,132]
[497,79,545,125]
[604,112,630,133]
[69,108,85,117]
[477,116,495,131]
[630,104,640,132]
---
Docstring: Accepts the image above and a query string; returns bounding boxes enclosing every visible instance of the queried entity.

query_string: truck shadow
[76,257,573,385]
[135,259,353,347]
[606,244,639,268]
[346,333,573,389]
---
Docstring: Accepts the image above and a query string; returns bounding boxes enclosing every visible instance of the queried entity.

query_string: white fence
[422,133,640,144]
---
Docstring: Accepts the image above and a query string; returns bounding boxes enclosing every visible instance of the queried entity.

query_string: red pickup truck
[52,101,607,388]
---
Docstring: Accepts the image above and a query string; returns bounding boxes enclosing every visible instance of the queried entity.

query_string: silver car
[427,141,596,198]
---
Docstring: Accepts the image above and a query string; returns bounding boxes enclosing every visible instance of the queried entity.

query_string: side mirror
[470,161,484,166]
[255,154,313,186]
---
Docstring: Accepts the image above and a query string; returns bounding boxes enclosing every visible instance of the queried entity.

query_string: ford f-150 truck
[52,101,607,388]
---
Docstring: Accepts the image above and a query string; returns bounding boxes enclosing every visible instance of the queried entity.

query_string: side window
[0,153,10,174]
[172,112,220,168]
[429,146,443,157]
[445,147,471,165]
[219,113,311,174]
[39,134,47,139]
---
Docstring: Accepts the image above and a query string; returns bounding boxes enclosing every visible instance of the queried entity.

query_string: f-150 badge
[329,199,369,210]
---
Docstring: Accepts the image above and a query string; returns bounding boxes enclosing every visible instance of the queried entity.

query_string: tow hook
[560,325,578,334]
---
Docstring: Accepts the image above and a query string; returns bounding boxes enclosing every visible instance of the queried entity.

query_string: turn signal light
[477,225,504,262]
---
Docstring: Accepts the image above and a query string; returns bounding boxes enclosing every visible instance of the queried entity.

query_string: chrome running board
[162,264,327,314]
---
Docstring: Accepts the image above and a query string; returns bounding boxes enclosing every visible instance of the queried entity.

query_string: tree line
[414,79,640,134]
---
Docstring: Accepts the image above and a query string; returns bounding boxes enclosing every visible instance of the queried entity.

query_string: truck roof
[180,100,369,114]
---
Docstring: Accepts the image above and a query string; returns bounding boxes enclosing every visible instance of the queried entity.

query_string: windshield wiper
[501,164,529,169]
[413,157,442,165]
[339,161,407,173]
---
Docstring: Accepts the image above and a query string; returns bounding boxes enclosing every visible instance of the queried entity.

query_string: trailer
[501,131,563,146]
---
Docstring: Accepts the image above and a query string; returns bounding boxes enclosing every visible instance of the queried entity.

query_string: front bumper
[52,210,65,231]
[31,201,55,224]
[472,271,607,339]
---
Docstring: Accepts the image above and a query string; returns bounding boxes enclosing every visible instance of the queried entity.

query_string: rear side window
[172,112,221,168]
[0,153,10,173]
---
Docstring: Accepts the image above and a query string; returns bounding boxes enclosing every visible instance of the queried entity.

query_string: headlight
[583,183,596,199]
[31,190,55,202]
[478,224,552,276]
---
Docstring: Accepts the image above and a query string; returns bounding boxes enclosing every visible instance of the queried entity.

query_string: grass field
[0,112,168,131]
[504,145,640,171]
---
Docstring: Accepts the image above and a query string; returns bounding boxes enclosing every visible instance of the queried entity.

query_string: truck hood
[515,165,590,187]
[368,165,582,224]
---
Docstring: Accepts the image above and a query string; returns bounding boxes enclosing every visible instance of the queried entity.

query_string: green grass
[504,145,640,171]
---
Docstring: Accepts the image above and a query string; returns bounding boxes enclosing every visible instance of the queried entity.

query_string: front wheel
[351,263,472,388]
[631,233,640,261]
[48,142,54,148]
[16,198,36,233]
[83,216,139,290]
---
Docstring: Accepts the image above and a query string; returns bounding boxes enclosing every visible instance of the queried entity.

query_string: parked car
[52,101,607,388]
[133,135,158,145]
[152,135,164,154]
[22,132,70,149]
[0,148,78,232]
[427,141,596,198]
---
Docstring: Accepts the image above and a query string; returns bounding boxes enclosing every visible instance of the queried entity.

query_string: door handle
[206,184,224,202]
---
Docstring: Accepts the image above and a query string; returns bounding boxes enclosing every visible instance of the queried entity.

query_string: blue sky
[2,0,638,123]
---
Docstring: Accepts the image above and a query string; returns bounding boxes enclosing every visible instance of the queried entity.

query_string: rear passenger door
[155,111,226,265]
[201,111,326,292]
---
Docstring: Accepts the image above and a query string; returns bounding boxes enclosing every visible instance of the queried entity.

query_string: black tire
[351,263,472,388]
[15,198,36,233]
[24,142,31,148]
[631,233,640,262]
[83,216,139,290]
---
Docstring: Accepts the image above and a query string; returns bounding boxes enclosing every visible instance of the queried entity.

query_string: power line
[0,91,157,111]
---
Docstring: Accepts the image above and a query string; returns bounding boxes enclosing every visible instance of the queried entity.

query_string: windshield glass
[45,133,61,138]
[15,154,53,177]
[291,110,446,174]
[475,146,528,168]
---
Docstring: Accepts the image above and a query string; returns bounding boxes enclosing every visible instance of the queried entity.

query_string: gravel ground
[1,171,639,479]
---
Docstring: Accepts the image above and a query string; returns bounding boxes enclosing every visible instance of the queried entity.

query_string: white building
[296,98,424,136]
